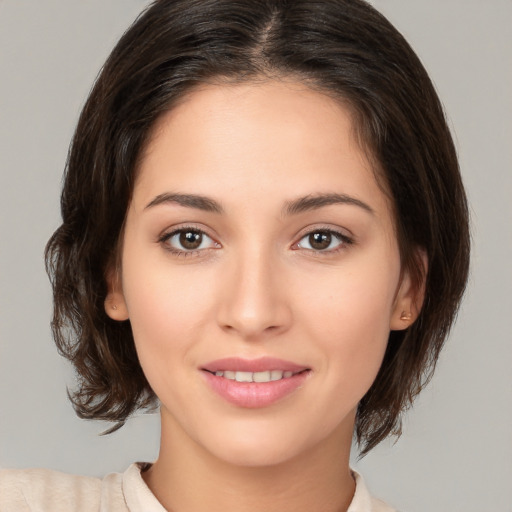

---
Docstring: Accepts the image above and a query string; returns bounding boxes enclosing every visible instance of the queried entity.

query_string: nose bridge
[218,241,291,339]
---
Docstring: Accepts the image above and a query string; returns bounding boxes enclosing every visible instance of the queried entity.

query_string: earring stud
[400,311,412,321]
[112,304,118,310]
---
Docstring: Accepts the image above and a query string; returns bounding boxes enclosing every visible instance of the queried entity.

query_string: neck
[143,411,356,512]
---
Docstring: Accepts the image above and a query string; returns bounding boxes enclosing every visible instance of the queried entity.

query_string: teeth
[213,369,296,383]
[235,371,253,382]
[253,371,271,383]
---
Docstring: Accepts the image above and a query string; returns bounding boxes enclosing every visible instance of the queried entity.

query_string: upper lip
[201,357,309,374]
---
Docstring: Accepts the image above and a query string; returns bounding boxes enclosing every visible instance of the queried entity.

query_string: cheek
[302,259,397,330]
[297,252,399,382]
[120,253,215,372]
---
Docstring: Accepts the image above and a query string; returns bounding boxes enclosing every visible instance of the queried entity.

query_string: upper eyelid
[158,224,217,241]
[157,224,354,248]
[296,231,351,246]
[158,227,219,256]
[292,226,355,251]
[294,224,354,241]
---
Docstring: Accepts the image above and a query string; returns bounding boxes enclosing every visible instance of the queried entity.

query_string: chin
[195,418,328,469]
[209,439,303,468]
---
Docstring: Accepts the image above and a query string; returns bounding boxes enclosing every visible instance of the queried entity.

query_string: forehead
[142,81,360,163]
[134,80,392,223]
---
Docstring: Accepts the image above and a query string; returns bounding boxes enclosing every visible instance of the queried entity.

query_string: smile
[201,358,311,408]
[210,370,297,383]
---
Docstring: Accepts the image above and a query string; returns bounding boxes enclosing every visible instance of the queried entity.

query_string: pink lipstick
[201,357,310,408]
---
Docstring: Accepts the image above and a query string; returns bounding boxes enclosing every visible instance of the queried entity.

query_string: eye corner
[293,227,354,254]
[158,225,221,257]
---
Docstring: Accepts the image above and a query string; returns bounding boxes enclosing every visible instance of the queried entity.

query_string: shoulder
[370,496,397,512]
[349,470,397,512]
[0,463,160,512]
[0,467,102,511]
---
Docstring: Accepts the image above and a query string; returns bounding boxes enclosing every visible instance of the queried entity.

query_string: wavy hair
[45,0,470,455]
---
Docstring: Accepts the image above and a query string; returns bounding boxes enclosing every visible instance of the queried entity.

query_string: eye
[160,228,218,254]
[295,230,351,252]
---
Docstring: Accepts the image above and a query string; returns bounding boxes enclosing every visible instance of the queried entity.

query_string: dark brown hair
[45,0,470,455]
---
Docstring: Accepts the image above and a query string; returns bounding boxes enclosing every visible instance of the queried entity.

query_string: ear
[104,267,129,321]
[390,250,428,331]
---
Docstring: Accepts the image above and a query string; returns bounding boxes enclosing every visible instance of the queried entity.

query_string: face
[107,80,416,467]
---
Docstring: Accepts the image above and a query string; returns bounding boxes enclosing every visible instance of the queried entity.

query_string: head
[46,0,470,456]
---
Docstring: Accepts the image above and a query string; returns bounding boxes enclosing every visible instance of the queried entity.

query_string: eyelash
[158,225,219,257]
[293,228,354,255]
[158,226,354,258]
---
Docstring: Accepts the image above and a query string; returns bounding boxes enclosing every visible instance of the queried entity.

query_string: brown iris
[179,230,203,250]
[308,232,332,250]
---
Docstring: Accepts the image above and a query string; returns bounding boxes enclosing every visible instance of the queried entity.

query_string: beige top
[0,463,396,511]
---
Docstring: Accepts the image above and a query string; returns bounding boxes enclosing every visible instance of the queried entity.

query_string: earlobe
[389,283,420,331]
[104,268,129,321]
[390,250,428,331]
[399,310,413,322]
[105,293,129,321]
[390,300,416,332]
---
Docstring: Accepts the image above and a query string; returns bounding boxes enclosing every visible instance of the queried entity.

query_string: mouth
[201,357,311,408]
[204,369,308,383]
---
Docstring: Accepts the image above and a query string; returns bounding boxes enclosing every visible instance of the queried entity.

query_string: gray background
[0,1,511,511]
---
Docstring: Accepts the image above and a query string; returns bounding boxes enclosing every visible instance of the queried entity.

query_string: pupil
[309,232,331,250]
[180,231,202,249]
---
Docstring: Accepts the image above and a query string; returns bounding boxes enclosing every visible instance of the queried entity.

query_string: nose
[216,246,292,340]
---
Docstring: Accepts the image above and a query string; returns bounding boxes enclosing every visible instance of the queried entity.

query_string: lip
[201,357,311,408]
[201,356,307,374]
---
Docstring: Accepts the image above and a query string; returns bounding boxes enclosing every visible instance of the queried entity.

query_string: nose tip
[221,312,284,339]
[216,257,292,340]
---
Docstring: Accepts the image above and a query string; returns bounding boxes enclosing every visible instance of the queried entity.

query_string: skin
[106,80,419,512]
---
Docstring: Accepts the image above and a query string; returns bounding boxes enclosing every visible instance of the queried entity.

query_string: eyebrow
[283,193,374,216]
[144,193,224,214]
[144,191,373,216]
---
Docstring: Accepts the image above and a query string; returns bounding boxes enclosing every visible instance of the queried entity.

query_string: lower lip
[202,371,310,408]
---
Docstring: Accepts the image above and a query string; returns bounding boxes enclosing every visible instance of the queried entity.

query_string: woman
[0,0,469,510]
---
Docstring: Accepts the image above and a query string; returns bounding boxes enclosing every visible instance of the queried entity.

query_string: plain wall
[1,1,511,511]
